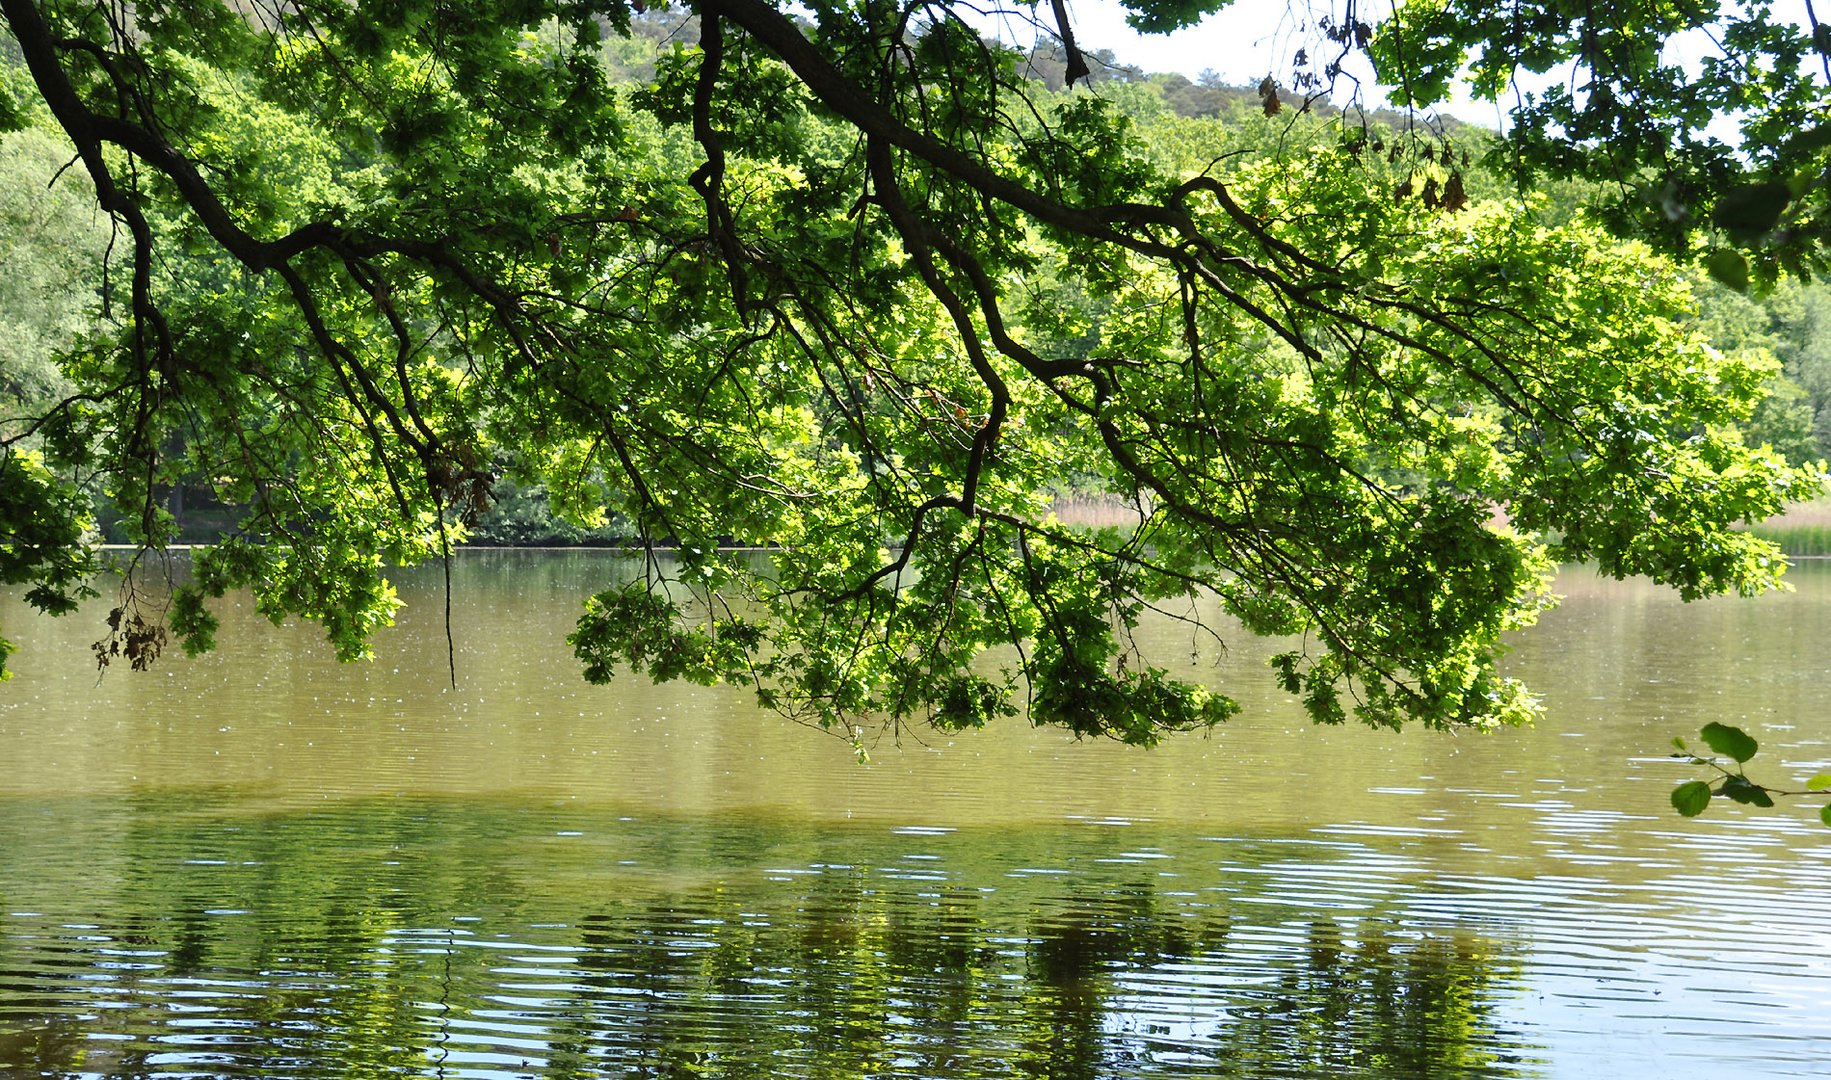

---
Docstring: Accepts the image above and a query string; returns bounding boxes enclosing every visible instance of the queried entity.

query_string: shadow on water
[0,795,1538,1079]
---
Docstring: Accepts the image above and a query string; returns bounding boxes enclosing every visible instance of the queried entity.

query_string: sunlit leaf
[1808,774,1831,792]
[1700,722,1758,764]
[1671,780,1713,817]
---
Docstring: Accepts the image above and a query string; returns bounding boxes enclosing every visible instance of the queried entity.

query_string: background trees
[0,0,1823,742]
[0,126,105,418]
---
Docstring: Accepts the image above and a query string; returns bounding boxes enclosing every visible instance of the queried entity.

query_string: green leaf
[1784,123,1831,156]
[1671,780,1713,817]
[1670,736,1688,752]
[1122,0,1231,34]
[1821,804,1831,828]
[1808,774,1831,792]
[0,84,24,134]
[1717,774,1775,807]
[1711,181,1791,241]
[1700,722,1758,764]
[1703,249,1749,292]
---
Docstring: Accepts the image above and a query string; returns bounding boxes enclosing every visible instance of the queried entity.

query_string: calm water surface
[2,552,1829,1078]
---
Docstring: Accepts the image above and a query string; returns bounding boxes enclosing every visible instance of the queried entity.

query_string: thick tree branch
[700,0,1185,246]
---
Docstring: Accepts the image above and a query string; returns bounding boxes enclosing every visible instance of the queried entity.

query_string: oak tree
[0,0,1823,742]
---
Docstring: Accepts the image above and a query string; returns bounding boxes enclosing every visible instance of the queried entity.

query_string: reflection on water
[1,799,1534,1078]
[2,553,1830,1077]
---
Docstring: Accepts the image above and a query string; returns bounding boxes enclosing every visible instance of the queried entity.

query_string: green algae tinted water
[2,552,1828,1078]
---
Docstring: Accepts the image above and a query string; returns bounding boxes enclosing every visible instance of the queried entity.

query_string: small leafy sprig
[1670,723,1831,826]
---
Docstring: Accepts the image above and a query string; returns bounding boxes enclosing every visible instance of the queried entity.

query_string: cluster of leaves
[1670,722,1831,826]
[0,0,1822,749]
[1368,0,1831,289]
[0,449,97,678]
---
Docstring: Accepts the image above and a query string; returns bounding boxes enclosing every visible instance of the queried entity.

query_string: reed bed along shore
[1048,494,1149,530]
[1752,495,1831,558]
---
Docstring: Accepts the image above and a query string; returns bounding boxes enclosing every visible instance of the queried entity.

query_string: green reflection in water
[4,554,1831,1077]
[0,795,1536,1079]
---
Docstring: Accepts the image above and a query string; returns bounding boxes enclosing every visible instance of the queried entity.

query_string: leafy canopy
[1365,0,1831,288]
[0,0,1822,743]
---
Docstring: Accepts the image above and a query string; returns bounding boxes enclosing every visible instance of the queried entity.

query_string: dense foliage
[1370,0,1831,288]
[0,0,1825,743]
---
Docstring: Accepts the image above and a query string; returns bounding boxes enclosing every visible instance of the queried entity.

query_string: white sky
[973,0,1511,126]
[987,0,1815,139]
[1029,0,1318,82]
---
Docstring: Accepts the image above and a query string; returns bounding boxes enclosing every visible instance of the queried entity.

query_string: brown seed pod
[1442,172,1469,212]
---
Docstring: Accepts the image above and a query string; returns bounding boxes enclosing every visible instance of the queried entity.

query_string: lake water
[2,552,1828,1078]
